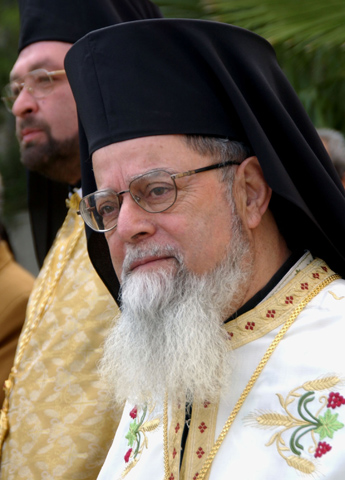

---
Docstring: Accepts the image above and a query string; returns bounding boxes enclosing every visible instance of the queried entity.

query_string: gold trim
[225,258,334,350]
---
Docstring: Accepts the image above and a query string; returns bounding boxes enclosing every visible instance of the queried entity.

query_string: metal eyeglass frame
[1,69,66,112]
[78,160,241,233]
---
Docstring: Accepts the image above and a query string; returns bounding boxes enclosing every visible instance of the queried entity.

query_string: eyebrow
[10,60,63,82]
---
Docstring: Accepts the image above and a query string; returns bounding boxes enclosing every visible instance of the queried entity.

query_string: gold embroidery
[328,291,345,300]
[180,398,219,480]
[302,376,343,392]
[225,258,336,350]
[247,375,345,475]
[285,456,315,474]
[141,418,161,432]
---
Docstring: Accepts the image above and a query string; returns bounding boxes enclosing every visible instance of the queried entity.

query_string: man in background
[317,128,345,188]
[0,1,162,478]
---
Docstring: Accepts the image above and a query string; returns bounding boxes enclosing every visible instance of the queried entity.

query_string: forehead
[10,41,72,79]
[91,135,211,187]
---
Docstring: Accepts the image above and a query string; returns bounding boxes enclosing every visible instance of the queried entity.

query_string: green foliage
[0,0,25,219]
[204,0,345,51]
[203,0,345,132]
[155,0,210,18]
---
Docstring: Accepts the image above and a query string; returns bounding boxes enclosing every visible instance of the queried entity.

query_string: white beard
[99,212,253,408]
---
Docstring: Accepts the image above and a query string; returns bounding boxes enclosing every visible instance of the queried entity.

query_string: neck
[238,210,291,310]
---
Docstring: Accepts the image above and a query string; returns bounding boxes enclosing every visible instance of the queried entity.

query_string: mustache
[17,118,50,137]
[121,243,183,279]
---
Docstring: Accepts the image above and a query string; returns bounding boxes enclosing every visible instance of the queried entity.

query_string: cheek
[181,209,233,274]
[105,231,125,279]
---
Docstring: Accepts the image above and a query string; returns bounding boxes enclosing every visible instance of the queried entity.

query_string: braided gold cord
[164,273,340,480]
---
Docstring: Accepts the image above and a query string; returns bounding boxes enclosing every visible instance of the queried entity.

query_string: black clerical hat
[18,0,162,52]
[65,19,345,301]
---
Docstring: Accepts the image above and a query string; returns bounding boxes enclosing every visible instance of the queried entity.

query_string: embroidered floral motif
[285,296,293,304]
[196,447,205,458]
[247,376,345,475]
[198,422,207,433]
[122,405,160,477]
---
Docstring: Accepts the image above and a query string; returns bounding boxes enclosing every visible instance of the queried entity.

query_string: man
[317,128,345,188]
[65,19,345,479]
[0,1,162,479]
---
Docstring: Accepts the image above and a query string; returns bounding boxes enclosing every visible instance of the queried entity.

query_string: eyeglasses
[1,68,66,112]
[78,160,240,232]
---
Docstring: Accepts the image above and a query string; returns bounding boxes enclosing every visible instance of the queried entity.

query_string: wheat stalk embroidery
[247,376,345,474]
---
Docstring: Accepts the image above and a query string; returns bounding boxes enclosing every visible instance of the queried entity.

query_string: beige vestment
[0,240,34,406]
[0,193,121,479]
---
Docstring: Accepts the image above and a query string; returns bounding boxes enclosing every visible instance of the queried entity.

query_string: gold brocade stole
[0,193,83,456]
[165,258,339,480]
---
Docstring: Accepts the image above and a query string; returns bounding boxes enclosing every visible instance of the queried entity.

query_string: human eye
[97,200,119,218]
[10,81,23,97]
[144,182,175,204]
[35,73,50,86]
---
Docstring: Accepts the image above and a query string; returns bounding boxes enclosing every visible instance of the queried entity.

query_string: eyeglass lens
[80,170,177,232]
[2,70,54,110]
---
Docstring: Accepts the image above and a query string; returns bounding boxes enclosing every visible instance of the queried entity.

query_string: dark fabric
[18,0,162,52]
[227,250,306,322]
[65,19,345,303]
[18,0,162,264]
[27,172,69,267]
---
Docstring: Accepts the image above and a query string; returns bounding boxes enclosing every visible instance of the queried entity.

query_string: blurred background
[1,0,345,275]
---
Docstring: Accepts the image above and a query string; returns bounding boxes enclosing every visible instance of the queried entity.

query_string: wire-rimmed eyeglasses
[1,68,66,112]
[78,160,241,233]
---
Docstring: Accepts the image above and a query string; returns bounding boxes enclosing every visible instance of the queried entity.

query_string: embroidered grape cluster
[327,392,345,409]
[314,441,332,458]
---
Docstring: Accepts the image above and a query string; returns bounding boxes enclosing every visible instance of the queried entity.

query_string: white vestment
[98,254,345,480]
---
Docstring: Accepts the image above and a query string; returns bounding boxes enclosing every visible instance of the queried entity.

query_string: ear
[233,156,272,230]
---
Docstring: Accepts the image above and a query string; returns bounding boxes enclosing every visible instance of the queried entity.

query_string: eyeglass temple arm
[172,160,241,179]
[49,69,66,76]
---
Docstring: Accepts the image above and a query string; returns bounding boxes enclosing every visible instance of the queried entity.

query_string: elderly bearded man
[65,19,345,480]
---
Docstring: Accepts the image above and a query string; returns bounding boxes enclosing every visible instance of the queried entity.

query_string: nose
[12,87,39,117]
[112,193,156,244]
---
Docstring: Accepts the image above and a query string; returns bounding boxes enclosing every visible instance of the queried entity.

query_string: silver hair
[184,135,252,199]
[317,128,345,178]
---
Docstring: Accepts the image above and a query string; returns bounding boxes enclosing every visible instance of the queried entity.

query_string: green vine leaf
[125,421,140,446]
[315,410,344,440]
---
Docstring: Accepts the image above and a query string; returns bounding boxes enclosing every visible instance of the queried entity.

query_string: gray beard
[99,212,253,408]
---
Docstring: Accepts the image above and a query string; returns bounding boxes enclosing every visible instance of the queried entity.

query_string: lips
[20,127,43,143]
[129,255,173,272]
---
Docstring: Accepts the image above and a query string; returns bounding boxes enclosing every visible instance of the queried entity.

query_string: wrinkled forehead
[91,134,205,190]
[10,41,72,80]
